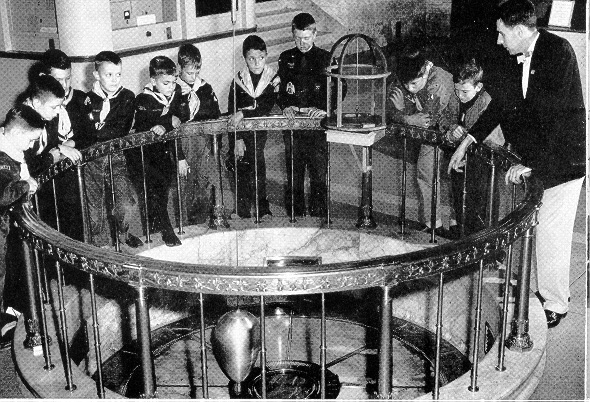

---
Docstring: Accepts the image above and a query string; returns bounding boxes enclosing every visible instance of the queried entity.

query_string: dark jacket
[228,68,279,140]
[178,81,221,122]
[79,87,135,149]
[132,84,185,161]
[277,45,332,111]
[468,29,585,189]
[0,152,30,214]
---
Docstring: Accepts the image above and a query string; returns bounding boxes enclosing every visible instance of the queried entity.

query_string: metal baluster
[433,272,444,399]
[21,231,42,350]
[77,166,105,397]
[399,135,407,235]
[174,139,185,235]
[289,130,297,223]
[254,131,260,224]
[430,145,439,243]
[506,217,537,352]
[378,285,392,398]
[198,293,209,398]
[34,245,54,371]
[497,184,517,372]
[136,285,156,398]
[32,194,49,304]
[76,165,92,244]
[320,293,327,399]
[107,154,120,252]
[51,177,77,390]
[327,141,331,228]
[212,134,229,228]
[468,259,485,392]
[460,153,469,238]
[485,153,496,227]
[89,274,105,398]
[260,296,267,399]
[140,146,152,243]
[55,259,76,391]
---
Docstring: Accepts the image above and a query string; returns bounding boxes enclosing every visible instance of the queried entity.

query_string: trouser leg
[536,177,584,314]
[307,132,328,217]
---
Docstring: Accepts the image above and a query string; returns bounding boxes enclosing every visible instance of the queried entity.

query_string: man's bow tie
[517,51,532,64]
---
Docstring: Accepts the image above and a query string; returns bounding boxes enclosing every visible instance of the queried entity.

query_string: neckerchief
[57,88,73,142]
[143,82,175,117]
[92,81,123,130]
[178,77,205,120]
[234,65,277,107]
[23,99,47,155]
[0,134,30,180]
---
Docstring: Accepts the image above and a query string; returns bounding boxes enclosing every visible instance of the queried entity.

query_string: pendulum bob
[211,309,261,395]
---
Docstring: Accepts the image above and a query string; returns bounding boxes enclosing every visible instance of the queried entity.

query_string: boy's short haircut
[396,46,427,85]
[178,44,202,68]
[496,0,537,28]
[149,56,177,78]
[4,105,45,131]
[94,50,122,71]
[292,13,316,32]
[456,58,484,85]
[41,49,71,73]
[242,35,267,57]
[27,74,65,102]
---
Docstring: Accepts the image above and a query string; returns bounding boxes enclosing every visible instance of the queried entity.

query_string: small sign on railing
[264,256,322,267]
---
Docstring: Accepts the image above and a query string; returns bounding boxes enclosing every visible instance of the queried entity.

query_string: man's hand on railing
[403,113,431,128]
[305,107,327,118]
[178,159,189,178]
[57,144,82,164]
[151,125,166,136]
[25,177,38,195]
[505,164,532,185]
[448,135,475,173]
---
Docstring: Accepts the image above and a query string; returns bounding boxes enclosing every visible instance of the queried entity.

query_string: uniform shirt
[133,83,186,161]
[80,87,135,148]
[277,45,331,111]
[387,64,454,127]
[178,79,221,122]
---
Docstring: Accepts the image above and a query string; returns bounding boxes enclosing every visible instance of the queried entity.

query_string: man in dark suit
[448,0,585,328]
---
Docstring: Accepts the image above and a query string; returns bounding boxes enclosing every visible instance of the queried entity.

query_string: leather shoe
[544,309,566,328]
[418,224,447,238]
[124,233,144,248]
[161,229,182,247]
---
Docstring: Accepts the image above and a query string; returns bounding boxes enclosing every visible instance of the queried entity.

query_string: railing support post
[210,134,229,229]
[506,215,537,352]
[136,285,156,398]
[378,285,392,398]
[20,234,42,349]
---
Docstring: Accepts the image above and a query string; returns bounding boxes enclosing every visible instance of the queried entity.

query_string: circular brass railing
[10,116,544,399]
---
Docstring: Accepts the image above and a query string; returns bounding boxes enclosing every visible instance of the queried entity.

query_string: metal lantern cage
[324,33,390,132]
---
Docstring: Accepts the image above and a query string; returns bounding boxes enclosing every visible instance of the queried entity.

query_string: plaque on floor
[326,129,385,147]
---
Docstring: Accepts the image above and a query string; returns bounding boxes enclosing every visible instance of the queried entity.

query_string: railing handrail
[12,116,544,296]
